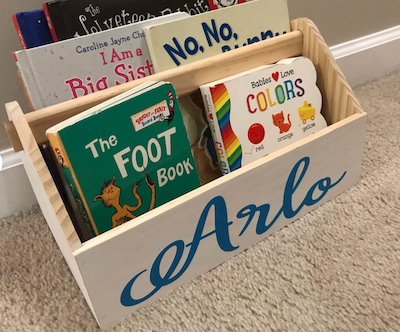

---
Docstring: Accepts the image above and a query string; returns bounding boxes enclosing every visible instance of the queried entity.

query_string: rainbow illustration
[210,83,242,171]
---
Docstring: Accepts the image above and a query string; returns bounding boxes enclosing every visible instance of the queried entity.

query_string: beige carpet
[1,70,400,332]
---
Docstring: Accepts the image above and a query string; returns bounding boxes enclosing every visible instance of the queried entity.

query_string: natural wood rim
[290,18,364,124]
[6,101,81,250]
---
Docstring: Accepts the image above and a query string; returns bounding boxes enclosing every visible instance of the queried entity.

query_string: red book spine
[11,13,27,49]
[42,2,58,42]
[208,0,217,10]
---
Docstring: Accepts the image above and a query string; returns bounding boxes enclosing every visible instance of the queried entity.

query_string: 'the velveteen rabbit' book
[43,0,210,41]
[46,81,200,237]
[200,57,328,174]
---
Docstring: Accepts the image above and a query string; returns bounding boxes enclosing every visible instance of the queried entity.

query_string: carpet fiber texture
[1,71,399,332]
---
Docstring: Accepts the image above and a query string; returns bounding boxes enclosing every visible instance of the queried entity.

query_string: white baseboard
[0,148,22,171]
[0,152,37,219]
[331,25,400,87]
[1,24,400,218]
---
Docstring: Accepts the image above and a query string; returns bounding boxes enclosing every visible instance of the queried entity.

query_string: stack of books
[11,0,328,243]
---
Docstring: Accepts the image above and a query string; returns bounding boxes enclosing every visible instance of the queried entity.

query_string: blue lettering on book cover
[120,156,346,306]
[163,19,287,66]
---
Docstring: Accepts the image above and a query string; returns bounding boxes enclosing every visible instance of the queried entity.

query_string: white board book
[13,12,189,110]
[143,0,290,72]
[200,56,328,174]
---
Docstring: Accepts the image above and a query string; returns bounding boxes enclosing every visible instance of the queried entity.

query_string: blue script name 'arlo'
[120,157,346,306]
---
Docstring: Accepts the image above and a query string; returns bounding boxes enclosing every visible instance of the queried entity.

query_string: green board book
[46,81,200,237]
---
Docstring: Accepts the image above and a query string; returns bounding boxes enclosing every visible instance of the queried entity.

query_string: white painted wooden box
[4,19,367,329]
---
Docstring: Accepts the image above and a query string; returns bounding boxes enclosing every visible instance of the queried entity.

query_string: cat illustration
[94,172,156,229]
[272,111,291,134]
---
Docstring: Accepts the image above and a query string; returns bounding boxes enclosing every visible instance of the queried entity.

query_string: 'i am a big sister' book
[14,12,188,110]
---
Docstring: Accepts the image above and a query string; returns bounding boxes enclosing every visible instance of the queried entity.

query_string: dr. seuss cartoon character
[94,171,156,228]
[272,111,291,134]
[166,91,175,124]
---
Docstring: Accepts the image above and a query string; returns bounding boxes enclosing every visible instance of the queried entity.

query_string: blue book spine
[12,9,53,49]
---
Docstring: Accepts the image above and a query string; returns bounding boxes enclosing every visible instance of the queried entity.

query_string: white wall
[288,0,400,46]
[1,0,45,151]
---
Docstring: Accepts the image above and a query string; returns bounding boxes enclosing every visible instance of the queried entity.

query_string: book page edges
[143,26,160,74]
